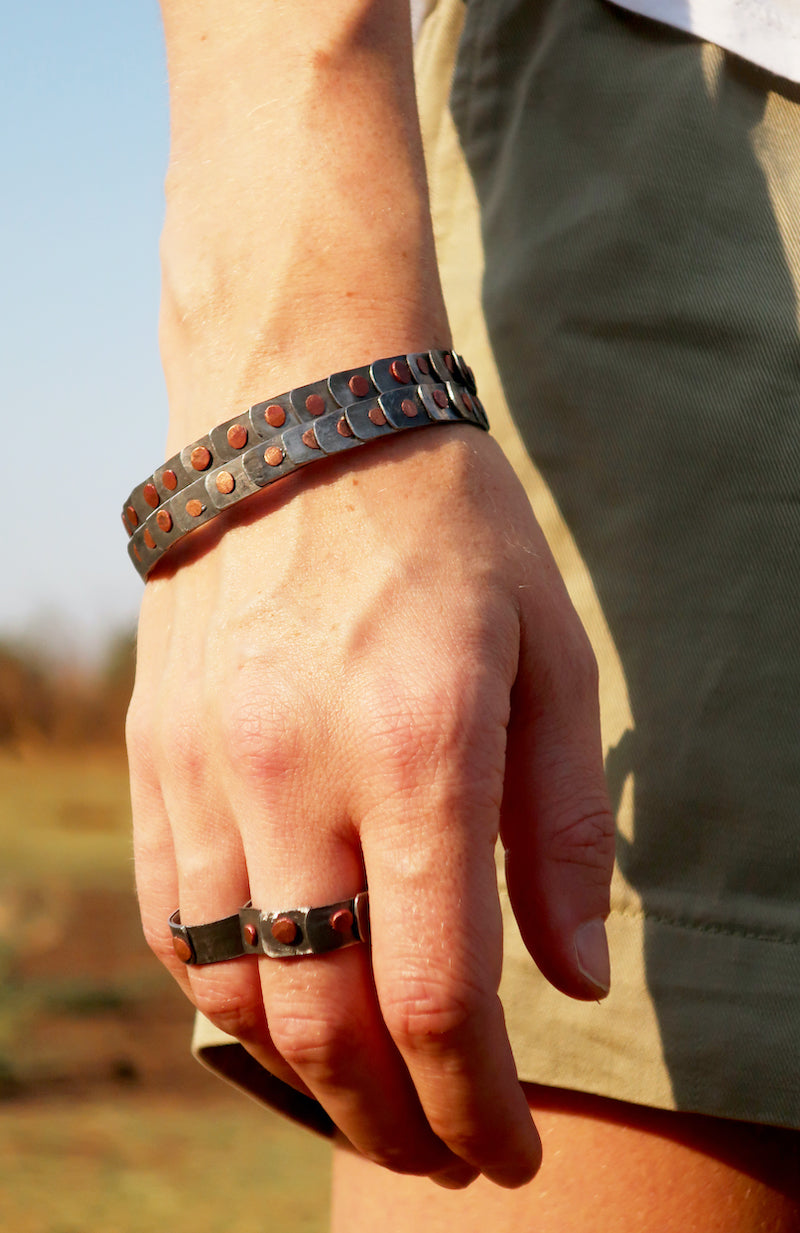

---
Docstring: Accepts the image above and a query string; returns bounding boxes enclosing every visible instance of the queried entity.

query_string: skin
[332,1086,800,1230]
[131,422,613,1186]
[129,0,798,1216]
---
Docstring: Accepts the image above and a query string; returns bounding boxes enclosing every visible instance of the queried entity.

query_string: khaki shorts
[194,0,800,1131]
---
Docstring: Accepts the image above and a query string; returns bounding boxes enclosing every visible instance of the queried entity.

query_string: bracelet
[122,349,487,579]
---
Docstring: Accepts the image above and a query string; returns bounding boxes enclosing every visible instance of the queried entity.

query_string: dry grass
[0,1097,330,1233]
[0,752,331,1233]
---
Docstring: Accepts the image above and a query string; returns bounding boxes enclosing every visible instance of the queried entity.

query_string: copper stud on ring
[162,469,178,491]
[121,512,132,536]
[156,509,173,533]
[243,923,258,947]
[143,528,156,550]
[336,416,354,438]
[143,482,160,508]
[433,389,449,408]
[390,359,412,385]
[416,355,430,375]
[191,446,212,471]
[271,917,299,945]
[330,908,354,936]
[172,936,193,964]
[462,393,474,412]
[126,505,139,528]
[186,498,204,518]
[227,424,248,450]
[368,406,387,427]
[264,446,284,467]
[348,374,370,398]
[445,352,455,373]
[216,471,235,495]
[265,404,286,428]
[305,394,326,417]
[302,427,321,450]
[401,399,418,418]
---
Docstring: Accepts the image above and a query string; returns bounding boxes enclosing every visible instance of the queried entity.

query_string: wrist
[159,282,451,450]
[125,347,484,578]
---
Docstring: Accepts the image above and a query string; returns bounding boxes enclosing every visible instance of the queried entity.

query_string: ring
[168,892,370,965]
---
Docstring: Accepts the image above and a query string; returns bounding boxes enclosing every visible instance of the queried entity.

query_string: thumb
[500,617,615,1002]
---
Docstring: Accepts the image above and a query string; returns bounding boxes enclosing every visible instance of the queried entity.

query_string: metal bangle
[169,892,370,964]
[121,350,486,579]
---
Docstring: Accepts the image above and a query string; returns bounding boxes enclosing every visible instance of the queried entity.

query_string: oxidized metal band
[122,350,486,579]
[169,891,370,964]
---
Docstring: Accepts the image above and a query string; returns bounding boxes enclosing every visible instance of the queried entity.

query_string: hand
[128,424,614,1188]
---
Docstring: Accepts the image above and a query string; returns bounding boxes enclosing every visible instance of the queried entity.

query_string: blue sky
[2,1,168,653]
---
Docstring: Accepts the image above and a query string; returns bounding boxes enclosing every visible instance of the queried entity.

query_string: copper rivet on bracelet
[433,389,448,409]
[172,936,192,964]
[143,482,160,508]
[227,424,248,450]
[401,399,418,418]
[143,528,156,550]
[126,505,139,528]
[132,544,141,562]
[330,908,353,936]
[417,355,430,375]
[462,393,474,412]
[156,510,173,533]
[306,394,326,417]
[264,446,284,467]
[216,470,235,494]
[243,923,258,947]
[445,352,455,373]
[162,469,178,491]
[122,513,132,536]
[191,446,212,471]
[266,404,286,428]
[337,416,354,437]
[186,498,204,518]
[302,427,320,450]
[368,405,387,426]
[348,374,370,398]
[390,359,411,385]
[271,917,299,945]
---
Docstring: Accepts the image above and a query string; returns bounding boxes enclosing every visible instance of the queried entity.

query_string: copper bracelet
[121,350,486,579]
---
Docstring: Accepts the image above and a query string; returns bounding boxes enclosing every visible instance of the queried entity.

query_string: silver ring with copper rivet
[168,892,370,964]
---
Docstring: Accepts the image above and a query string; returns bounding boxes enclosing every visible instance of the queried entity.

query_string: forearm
[158,0,449,448]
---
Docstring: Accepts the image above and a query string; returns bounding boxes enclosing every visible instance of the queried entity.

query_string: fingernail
[574,918,611,995]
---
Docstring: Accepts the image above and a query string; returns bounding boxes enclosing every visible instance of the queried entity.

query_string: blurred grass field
[0,751,331,1233]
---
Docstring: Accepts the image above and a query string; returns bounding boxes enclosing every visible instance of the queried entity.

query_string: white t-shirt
[609,1,800,81]
[413,1,800,83]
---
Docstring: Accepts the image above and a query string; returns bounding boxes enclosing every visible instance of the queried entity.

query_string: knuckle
[382,970,488,1053]
[219,675,304,786]
[125,694,155,773]
[157,708,206,785]
[357,676,472,790]
[191,980,265,1042]
[545,802,616,880]
[560,626,600,701]
[268,1009,353,1083]
[141,919,177,970]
